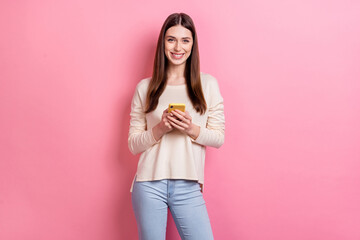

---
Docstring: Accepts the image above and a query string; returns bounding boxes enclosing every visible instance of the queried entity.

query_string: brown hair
[145,12,207,114]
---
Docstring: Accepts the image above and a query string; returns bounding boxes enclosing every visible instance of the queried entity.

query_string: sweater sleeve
[193,76,225,148]
[128,82,160,155]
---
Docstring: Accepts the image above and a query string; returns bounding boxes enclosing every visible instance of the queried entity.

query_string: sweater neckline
[166,83,187,88]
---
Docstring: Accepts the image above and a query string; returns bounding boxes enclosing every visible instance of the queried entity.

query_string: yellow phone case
[168,103,186,113]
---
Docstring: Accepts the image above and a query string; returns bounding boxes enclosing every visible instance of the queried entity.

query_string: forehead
[165,25,192,38]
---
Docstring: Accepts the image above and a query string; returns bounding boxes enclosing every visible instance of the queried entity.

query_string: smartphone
[168,103,185,113]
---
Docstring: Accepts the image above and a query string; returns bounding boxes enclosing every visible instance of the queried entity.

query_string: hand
[152,109,173,141]
[167,109,200,140]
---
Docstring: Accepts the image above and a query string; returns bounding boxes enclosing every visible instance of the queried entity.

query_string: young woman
[128,12,225,240]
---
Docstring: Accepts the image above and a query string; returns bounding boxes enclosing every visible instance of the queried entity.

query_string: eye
[183,40,190,43]
[167,38,174,42]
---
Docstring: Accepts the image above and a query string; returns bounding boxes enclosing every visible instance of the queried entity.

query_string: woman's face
[164,25,193,67]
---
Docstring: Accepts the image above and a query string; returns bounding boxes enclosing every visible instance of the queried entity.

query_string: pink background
[1,0,360,239]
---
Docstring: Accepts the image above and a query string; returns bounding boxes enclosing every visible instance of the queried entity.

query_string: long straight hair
[145,13,207,114]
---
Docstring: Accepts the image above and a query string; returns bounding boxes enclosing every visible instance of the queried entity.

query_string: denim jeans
[131,177,214,240]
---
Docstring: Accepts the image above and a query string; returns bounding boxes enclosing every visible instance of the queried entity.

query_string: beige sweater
[128,72,225,192]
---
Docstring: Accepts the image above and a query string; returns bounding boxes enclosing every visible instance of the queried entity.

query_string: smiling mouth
[171,52,185,59]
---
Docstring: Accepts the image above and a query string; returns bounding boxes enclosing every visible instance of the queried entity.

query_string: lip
[171,52,185,59]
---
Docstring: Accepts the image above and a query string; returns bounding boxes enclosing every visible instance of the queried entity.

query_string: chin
[171,60,185,64]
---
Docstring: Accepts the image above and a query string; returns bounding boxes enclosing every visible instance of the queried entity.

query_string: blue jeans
[131,177,214,240]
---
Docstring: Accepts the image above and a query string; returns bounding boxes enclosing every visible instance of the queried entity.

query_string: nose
[175,41,181,51]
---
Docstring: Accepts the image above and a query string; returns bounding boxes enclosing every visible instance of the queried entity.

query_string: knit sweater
[128,72,225,192]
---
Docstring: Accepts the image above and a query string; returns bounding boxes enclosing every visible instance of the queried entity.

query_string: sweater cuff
[149,127,160,144]
[192,126,205,145]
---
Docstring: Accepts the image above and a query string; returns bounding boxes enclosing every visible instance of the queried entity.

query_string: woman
[128,12,225,240]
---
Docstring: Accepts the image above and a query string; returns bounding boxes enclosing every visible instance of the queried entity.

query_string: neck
[167,62,186,80]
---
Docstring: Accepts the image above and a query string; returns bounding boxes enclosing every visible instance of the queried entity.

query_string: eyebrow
[166,35,192,39]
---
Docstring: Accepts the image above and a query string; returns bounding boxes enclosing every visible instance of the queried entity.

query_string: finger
[176,114,190,125]
[184,111,192,120]
[174,109,186,117]
[177,109,192,121]
[165,122,172,128]
[168,119,185,131]
[172,110,188,122]
[167,115,189,128]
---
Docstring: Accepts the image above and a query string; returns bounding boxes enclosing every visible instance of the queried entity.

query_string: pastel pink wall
[1,0,359,239]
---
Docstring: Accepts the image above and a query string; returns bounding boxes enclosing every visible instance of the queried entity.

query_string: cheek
[164,43,172,51]
[186,44,193,52]
[185,45,193,53]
